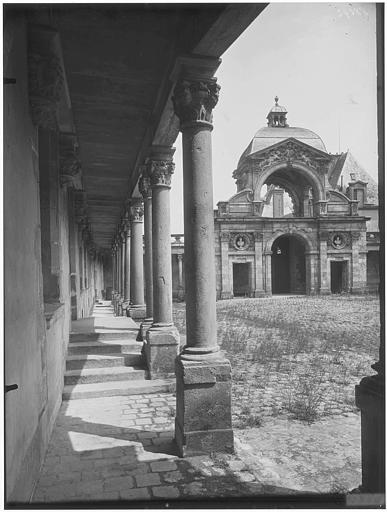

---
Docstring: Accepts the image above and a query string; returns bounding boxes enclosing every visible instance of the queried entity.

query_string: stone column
[305,250,318,295]
[123,216,131,307]
[177,254,185,300]
[220,232,232,300]
[264,250,272,294]
[172,60,233,457]
[128,200,146,320]
[351,231,367,293]
[253,232,265,297]
[319,231,330,294]
[139,172,154,339]
[144,147,179,377]
[118,230,126,315]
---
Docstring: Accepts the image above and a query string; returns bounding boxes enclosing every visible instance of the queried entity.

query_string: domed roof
[269,96,287,113]
[238,126,328,166]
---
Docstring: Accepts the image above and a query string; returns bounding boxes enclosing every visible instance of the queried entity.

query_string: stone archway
[271,234,306,294]
[254,161,326,214]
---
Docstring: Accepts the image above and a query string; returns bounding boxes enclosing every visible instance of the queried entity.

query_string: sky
[169,2,378,233]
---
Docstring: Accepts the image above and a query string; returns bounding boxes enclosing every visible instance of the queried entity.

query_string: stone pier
[172,57,233,457]
[144,147,179,378]
[128,200,146,320]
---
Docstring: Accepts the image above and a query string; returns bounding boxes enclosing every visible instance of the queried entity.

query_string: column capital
[28,26,64,130]
[139,172,152,199]
[172,78,220,128]
[177,253,184,261]
[219,232,230,242]
[130,199,144,223]
[148,160,175,189]
[59,133,83,189]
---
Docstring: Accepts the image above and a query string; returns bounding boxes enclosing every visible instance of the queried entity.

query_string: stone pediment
[237,137,333,178]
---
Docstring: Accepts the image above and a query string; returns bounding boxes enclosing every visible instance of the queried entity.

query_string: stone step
[62,378,176,400]
[66,352,143,370]
[70,331,138,342]
[64,366,147,385]
[67,341,141,356]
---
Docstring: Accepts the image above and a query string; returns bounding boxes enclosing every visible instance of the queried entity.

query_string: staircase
[63,302,175,400]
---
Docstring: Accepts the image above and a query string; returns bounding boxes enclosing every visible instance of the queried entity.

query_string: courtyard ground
[173,294,380,491]
[32,295,380,503]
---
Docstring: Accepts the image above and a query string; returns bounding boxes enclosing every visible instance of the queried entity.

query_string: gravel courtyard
[173,294,380,491]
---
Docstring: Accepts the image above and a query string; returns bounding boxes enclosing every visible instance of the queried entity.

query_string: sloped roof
[338,151,379,204]
[238,126,327,166]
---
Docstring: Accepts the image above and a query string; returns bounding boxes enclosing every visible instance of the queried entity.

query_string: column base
[144,325,180,378]
[253,290,266,298]
[319,288,331,295]
[174,355,234,457]
[139,318,153,341]
[355,374,385,493]
[128,305,146,320]
[351,287,367,295]
[220,292,232,300]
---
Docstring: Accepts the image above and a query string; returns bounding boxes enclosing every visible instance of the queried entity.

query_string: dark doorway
[271,235,306,294]
[331,261,347,293]
[233,263,250,296]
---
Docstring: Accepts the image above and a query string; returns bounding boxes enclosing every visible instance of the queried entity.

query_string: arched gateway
[213,97,379,298]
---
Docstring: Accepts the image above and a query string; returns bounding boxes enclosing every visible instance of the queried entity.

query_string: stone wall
[4,16,105,501]
[4,15,53,501]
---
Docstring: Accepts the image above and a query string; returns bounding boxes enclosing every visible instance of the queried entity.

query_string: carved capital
[172,78,220,126]
[220,232,230,242]
[254,231,263,242]
[130,200,144,222]
[28,51,64,129]
[320,231,330,242]
[148,160,175,188]
[351,231,361,241]
[139,173,152,199]
[60,134,82,188]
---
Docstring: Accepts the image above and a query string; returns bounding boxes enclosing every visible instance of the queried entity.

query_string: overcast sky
[169,2,377,233]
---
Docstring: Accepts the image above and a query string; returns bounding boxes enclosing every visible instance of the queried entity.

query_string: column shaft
[124,231,131,301]
[182,124,218,354]
[152,186,172,325]
[130,220,145,306]
[144,196,153,319]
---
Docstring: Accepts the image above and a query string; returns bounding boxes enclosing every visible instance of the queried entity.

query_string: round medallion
[232,233,251,251]
[330,232,348,250]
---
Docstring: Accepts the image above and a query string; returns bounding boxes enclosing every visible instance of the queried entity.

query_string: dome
[269,105,287,113]
[238,126,328,167]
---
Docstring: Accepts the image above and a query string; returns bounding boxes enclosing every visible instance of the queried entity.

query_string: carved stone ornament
[139,174,152,198]
[351,231,361,241]
[253,232,263,242]
[220,232,230,242]
[330,232,350,250]
[172,79,220,126]
[230,233,252,251]
[130,204,144,222]
[147,160,175,188]
[237,140,330,179]
[320,231,330,242]
[28,52,64,129]
[60,135,82,188]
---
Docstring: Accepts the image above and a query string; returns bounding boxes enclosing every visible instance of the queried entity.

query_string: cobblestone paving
[32,393,288,504]
[32,391,362,504]
[235,412,362,493]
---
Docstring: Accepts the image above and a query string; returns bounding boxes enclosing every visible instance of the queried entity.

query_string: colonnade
[110,56,233,457]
